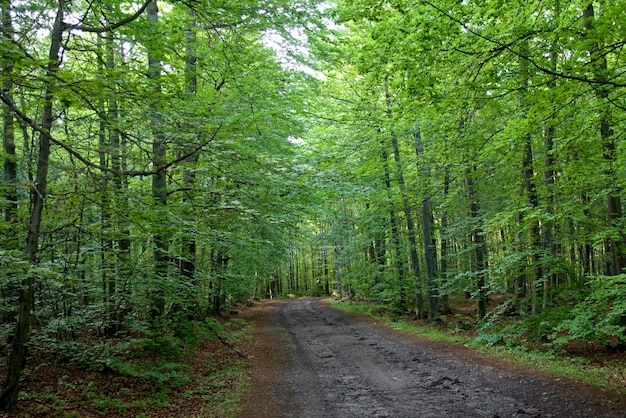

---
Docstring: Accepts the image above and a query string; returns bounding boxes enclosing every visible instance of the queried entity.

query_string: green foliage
[46,339,131,370]
[203,317,225,335]
[555,275,626,347]
[134,334,184,361]
[0,250,27,335]
[478,301,574,349]
[107,358,190,387]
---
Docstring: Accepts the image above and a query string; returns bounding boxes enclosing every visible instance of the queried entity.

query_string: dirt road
[239,298,626,418]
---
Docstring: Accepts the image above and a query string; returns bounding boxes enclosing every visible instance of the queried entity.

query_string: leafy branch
[421,0,626,89]
[0,89,223,177]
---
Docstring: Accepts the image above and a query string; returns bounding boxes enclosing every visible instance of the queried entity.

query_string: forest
[1,0,626,413]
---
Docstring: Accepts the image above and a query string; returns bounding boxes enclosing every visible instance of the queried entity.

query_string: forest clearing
[2,0,626,415]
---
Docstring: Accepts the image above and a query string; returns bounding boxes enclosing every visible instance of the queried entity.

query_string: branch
[0,89,109,172]
[124,122,223,176]
[421,0,626,89]
[65,0,151,33]
[0,89,222,177]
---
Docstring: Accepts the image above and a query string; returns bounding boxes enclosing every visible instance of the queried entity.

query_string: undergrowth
[2,314,252,417]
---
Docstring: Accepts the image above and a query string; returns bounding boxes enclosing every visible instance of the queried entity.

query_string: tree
[583,3,626,276]
[414,128,438,321]
[1,0,17,232]
[0,1,158,409]
[0,1,64,408]
[322,0,626,336]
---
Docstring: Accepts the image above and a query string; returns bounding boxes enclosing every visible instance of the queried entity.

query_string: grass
[327,298,468,341]
[203,362,249,417]
[325,297,626,395]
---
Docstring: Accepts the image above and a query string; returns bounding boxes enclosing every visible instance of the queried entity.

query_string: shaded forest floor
[1,297,625,417]
[0,313,255,418]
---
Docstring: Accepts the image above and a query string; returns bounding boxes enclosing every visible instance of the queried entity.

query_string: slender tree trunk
[382,81,416,314]
[289,252,296,292]
[518,38,542,314]
[295,251,300,293]
[414,129,438,321]
[96,34,116,336]
[0,0,19,328]
[515,214,527,298]
[323,248,330,295]
[211,250,229,315]
[521,130,541,313]
[106,31,132,332]
[381,147,407,311]
[390,136,420,313]
[303,249,310,293]
[542,2,560,307]
[465,166,488,320]
[439,169,451,314]
[0,1,64,410]
[1,0,17,233]
[367,202,387,284]
[99,101,115,333]
[581,195,594,275]
[180,8,198,283]
[147,0,167,319]
[583,3,626,276]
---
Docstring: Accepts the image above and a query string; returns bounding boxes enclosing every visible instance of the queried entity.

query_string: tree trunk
[381,147,407,311]
[521,129,541,313]
[439,169,451,314]
[583,3,626,276]
[1,0,17,233]
[367,202,387,285]
[542,2,559,307]
[105,31,132,333]
[1,0,18,327]
[147,0,168,319]
[323,248,330,295]
[382,80,416,314]
[465,166,487,321]
[96,34,116,336]
[180,8,198,284]
[211,249,229,315]
[0,1,64,410]
[99,101,115,334]
[519,38,542,314]
[414,129,438,321]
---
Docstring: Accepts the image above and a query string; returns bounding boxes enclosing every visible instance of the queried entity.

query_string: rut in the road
[243,298,626,418]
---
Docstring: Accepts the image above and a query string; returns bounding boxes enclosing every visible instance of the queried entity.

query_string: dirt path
[239,298,626,418]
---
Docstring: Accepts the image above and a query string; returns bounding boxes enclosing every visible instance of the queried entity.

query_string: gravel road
[240,298,626,418]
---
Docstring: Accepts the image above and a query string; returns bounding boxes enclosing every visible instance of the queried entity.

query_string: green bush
[477,299,573,349]
[554,275,626,348]
[135,334,184,361]
[46,339,133,370]
[106,358,190,386]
